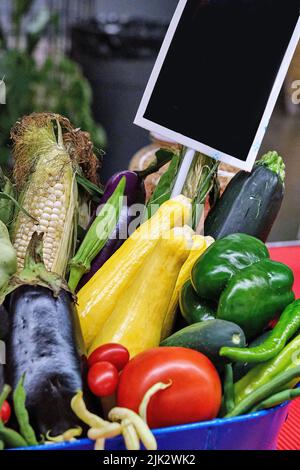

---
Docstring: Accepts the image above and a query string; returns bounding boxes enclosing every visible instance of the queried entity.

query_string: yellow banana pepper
[89,226,194,357]
[78,196,192,348]
[160,235,214,340]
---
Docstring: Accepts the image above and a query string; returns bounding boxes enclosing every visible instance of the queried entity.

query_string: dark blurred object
[71,17,168,181]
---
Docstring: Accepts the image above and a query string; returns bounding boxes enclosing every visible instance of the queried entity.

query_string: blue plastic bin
[13,402,289,451]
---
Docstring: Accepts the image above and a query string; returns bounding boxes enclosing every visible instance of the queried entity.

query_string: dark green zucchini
[161,319,246,369]
[205,151,285,242]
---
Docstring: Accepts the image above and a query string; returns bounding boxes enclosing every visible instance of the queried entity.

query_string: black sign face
[135,0,300,170]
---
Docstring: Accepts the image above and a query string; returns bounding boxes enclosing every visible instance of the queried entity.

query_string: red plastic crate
[269,243,300,450]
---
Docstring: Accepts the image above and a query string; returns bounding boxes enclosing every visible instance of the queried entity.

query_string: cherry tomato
[87,361,119,397]
[0,400,11,424]
[117,347,222,429]
[88,344,130,371]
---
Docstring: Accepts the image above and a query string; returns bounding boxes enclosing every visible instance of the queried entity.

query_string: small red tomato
[88,361,119,397]
[0,400,11,424]
[88,344,130,371]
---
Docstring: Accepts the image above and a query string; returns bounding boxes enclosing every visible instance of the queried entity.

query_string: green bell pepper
[217,259,294,339]
[191,233,269,301]
[179,280,216,325]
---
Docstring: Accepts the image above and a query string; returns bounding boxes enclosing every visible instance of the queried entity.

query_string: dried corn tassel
[10,113,99,277]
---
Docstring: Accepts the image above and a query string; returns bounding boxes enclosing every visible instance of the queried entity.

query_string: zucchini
[205,152,285,242]
[161,319,246,369]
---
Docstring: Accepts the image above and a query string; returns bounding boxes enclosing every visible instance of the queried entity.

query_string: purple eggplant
[78,171,146,289]
[101,171,145,206]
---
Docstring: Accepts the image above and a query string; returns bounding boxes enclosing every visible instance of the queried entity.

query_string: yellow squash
[160,235,214,340]
[77,196,192,348]
[89,226,194,357]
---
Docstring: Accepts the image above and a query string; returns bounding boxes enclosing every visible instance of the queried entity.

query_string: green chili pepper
[0,426,28,448]
[69,177,126,291]
[223,364,235,415]
[220,300,300,363]
[0,221,17,290]
[234,334,300,405]
[191,233,269,301]
[250,387,300,413]
[225,366,300,418]
[217,259,294,339]
[0,384,11,410]
[13,376,38,446]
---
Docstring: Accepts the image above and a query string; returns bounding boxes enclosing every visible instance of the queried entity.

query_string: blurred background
[0,0,299,242]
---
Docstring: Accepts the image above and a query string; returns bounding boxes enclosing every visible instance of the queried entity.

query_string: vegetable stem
[257,151,285,183]
[223,364,235,415]
[250,387,300,413]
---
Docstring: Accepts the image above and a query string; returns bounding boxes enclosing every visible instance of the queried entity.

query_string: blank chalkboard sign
[135,0,300,170]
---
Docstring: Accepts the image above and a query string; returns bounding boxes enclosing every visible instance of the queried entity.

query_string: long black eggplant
[205,152,285,242]
[4,234,88,436]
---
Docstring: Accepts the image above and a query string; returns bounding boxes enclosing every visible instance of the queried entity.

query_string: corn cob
[11,113,99,277]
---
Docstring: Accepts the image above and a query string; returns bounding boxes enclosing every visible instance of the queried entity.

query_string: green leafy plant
[0,0,106,165]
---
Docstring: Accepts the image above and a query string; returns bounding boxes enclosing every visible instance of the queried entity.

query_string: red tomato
[87,361,119,397]
[0,400,11,424]
[88,344,130,371]
[117,347,221,429]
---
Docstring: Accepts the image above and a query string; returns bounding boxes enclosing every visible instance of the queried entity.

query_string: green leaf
[145,153,181,221]
[26,10,59,55]
[11,0,36,43]
[138,148,175,178]
[0,192,37,223]
[76,174,104,201]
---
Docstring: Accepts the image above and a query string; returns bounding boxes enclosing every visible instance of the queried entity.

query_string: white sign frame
[134,0,300,171]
